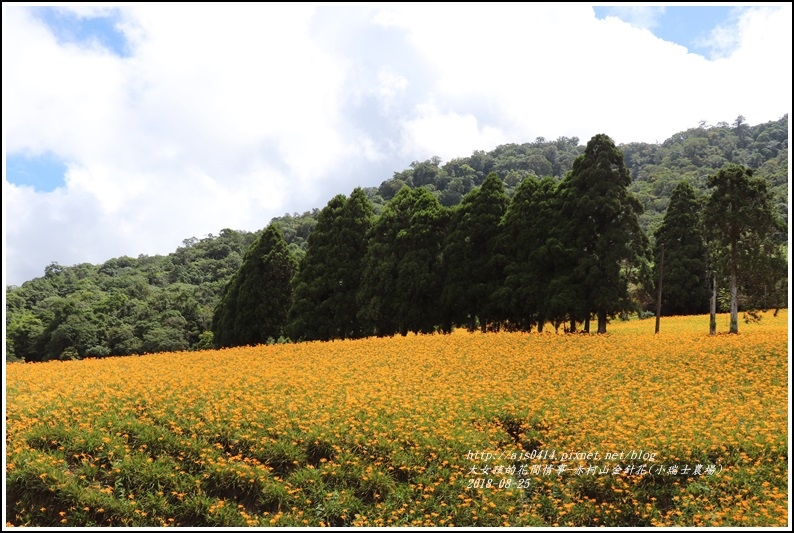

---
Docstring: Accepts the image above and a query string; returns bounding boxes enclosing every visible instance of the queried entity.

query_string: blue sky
[593,6,736,58]
[3,4,792,286]
[6,152,68,192]
[30,6,129,58]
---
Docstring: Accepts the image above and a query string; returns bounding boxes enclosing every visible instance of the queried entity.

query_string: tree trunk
[597,309,607,334]
[656,244,664,333]
[730,242,738,334]
[569,316,576,333]
[583,315,590,333]
[709,273,717,335]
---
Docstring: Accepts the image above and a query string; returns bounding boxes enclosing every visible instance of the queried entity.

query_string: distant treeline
[213,134,786,346]
[6,116,788,361]
[273,114,787,249]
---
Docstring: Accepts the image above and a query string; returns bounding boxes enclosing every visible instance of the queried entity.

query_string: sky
[3,3,792,286]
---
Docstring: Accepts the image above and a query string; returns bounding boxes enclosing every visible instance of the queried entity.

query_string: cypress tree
[654,180,709,316]
[358,187,448,336]
[212,224,297,347]
[288,188,373,341]
[441,172,509,332]
[499,175,566,332]
[703,163,785,333]
[332,187,375,339]
[558,134,651,333]
[288,195,346,341]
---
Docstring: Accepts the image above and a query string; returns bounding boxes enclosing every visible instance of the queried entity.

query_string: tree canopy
[703,164,786,333]
[6,115,788,361]
[288,188,373,341]
[654,180,709,316]
[498,175,566,331]
[557,134,651,333]
[357,187,449,336]
[212,224,297,347]
[441,172,509,332]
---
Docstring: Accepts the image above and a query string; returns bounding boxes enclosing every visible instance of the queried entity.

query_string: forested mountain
[6,230,261,361]
[274,114,787,244]
[6,115,788,361]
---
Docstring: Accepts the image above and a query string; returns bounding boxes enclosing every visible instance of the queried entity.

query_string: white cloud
[693,6,792,62]
[3,4,791,285]
[704,6,793,123]
[375,68,408,115]
[370,4,789,145]
[400,102,508,162]
[4,8,127,158]
[4,4,356,284]
[598,6,666,30]
[697,21,741,60]
[54,5,119,19]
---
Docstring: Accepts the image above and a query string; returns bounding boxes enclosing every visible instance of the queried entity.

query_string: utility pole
[655,244,664,334]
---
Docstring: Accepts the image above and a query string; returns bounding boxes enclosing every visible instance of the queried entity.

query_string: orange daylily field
[5,312,789,527]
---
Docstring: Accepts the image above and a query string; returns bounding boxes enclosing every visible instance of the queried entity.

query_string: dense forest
[6,116,788,361]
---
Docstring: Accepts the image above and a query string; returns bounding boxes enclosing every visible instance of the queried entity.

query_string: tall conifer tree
[212,224,296,347]
[358,188,448,336]
[558,134,650,333]
[288,188,373,341]
[441,172,509,332]
[654,180,709,316]
[499,175,567,331]
[703,163,785,333]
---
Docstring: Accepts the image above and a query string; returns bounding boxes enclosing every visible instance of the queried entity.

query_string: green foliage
[499,175,567,331]
[194,331,215,351]
[703,163,787,333]
[288,188,374,341]
[6,230,258,360]
[654,180,710,316]
[6,312,45,362]
[625,115,788,238]
[441,173,509,332]
[358,187,449,336]
[6,115,788,359]
[269,210,319,264]
[558,134,652,333]
[142,324,189,354]
[212,224,297,348]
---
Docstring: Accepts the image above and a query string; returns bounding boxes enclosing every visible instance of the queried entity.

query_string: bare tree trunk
[656,244,664,334]
[597,309,607,334]
[584,315,590,333]
[730,242,738,334]
[709,273,717,335]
